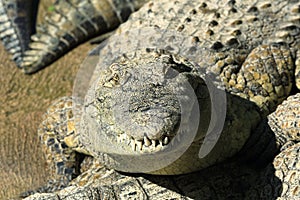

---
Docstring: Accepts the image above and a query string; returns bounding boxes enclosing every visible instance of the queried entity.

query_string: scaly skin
[75,0,300,174]
[0,0,148,73]
[0,0,39,65]
[25,93,300,199]
[21,0,148,74]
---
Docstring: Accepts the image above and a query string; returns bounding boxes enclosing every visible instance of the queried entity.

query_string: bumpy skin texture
[24,92,300,199]
[19,0,300,199]
[0,0,39,65]
[25,94,300,199]
[0,0,148,73]
[268,93,300,145]
[76,0,300,174]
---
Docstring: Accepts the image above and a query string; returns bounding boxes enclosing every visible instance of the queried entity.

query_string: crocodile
[10,0,300,198]
[10,0,299,199]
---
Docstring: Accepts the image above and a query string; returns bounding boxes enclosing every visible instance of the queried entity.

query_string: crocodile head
[80,49,208,174]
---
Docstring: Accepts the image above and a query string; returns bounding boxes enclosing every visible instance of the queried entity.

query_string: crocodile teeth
[144,136,152,147]
[119,133,172,151]
[159,138,163,146]
[163,137,169,145]
[156,139,163,151]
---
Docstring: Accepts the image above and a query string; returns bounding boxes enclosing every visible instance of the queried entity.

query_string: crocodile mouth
[116,132,174,153]
[83,49,201,170]
[111,84,182,154]
[79,50,203,173]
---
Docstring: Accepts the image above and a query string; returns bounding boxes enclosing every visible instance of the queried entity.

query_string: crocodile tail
[22,0,148,74]
[0,0,39,66]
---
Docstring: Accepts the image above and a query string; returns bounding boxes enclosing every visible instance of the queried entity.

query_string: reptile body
[0,0,300,199]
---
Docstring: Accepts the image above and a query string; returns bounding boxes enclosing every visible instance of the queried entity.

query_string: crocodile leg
[255,93,300,199]
[0,0,39,66]
[268,93,300,150]
[20,97,89,197]
[21,0,148,74]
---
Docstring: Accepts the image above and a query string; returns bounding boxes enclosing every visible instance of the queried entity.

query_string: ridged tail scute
[0,0,39,66]
[22,0,148,74]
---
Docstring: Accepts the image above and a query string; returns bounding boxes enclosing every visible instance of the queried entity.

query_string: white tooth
[131,139,136,151]
[144,136,152,147]
[163,137,169,145]
[159,139,163,146]
[156,140,163,151]
[152,140,157,148]
[137,140,143,150]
